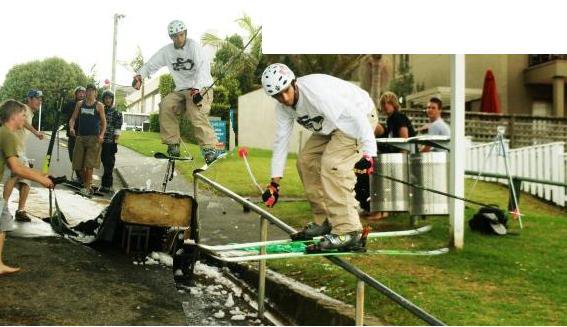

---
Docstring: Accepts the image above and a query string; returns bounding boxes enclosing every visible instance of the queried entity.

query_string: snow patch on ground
[230,314,246,321]
[224,293,234,308]
[193,261,243,298]
[2,185,109,238]
[134,252,174,267]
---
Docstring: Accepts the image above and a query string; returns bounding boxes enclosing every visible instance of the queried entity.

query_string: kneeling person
[69,84,106,196]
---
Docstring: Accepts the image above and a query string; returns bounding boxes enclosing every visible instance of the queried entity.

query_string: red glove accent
[354,154,375,176]
[262,182,280,207]
[132,75,142,90]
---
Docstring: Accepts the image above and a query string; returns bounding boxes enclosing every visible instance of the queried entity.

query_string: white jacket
[138,38,213,91]
[271,74,377,178]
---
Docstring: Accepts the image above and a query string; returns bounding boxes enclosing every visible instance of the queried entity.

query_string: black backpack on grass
[469,206,508,235]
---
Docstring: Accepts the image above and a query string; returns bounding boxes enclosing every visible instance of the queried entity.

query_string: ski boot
[201,147,227,168]
[99,186,114,194]
[167,144,181,157]
[307,227,370,253]
[78,187,94,198]
[290,220,332,241]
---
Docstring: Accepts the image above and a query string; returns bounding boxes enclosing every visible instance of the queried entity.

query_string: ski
[154,152,192,161]
[212,247,450,262]
[56,178,105,197]
[195,225,432,251]
[199,152,228,171]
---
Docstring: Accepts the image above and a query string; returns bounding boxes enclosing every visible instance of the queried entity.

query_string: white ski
[193,225,433,251]
[212,247,450,263]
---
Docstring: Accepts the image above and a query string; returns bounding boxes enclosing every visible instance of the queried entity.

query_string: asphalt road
[1,133,270,326]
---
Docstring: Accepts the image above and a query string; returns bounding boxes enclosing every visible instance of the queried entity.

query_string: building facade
[385,54,567,117]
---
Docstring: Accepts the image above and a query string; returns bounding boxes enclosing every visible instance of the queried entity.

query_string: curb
[115,167,130,189]
[206,255,385,326]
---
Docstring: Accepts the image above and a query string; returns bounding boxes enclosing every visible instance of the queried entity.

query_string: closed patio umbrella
[480,69,500,113]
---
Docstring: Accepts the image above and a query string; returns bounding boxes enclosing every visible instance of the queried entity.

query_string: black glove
[262,181,280,207]
[132,75,142,90]
[192,92,203,105]
[49,175,67,185]
[354,154,374,175]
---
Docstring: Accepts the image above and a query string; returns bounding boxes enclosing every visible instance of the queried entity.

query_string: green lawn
[118,131,305,197]
[119,130,567,325]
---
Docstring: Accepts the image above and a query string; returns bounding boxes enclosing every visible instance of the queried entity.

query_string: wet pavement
[115,145,290,245]
[1,237,185,325]
[0,136,274,325]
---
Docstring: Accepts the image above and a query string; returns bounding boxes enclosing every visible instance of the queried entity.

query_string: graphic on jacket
[297,115,324,132]
[172,58,195,71]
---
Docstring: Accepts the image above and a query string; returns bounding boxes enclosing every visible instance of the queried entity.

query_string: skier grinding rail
[260,63,379,252]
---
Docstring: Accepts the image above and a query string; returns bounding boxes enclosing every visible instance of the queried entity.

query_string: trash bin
[142,120,150,132]
[408,151,449,215]
[370,152,410,212]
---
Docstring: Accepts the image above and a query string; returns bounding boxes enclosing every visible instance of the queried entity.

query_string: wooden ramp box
[120,191,194,227]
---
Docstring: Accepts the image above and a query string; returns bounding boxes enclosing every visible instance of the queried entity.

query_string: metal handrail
[465,170,567,188]
[193,171,446,326]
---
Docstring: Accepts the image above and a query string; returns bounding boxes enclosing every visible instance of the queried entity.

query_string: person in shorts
[69,84,106,196]
[0,99,54,275]
[3,89,45,222]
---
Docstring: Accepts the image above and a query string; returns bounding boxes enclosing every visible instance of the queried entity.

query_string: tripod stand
[470,126,523,229]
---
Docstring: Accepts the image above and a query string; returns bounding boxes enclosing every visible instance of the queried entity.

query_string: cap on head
[27,89,43,99]
[85,84,97,91]
[261,63,295,96]
[168,20,187,37]
[102,90,115,99]
[74,86,86,94]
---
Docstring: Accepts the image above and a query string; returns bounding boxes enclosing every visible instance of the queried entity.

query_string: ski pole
[238,147,263,194]
[193,26,262,104]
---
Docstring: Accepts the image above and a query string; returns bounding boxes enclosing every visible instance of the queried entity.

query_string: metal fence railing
[191,171,446,326]
[397,109,567,151]
[465,140,566,207]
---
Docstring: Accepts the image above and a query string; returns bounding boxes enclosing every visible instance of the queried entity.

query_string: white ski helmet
[168,20,187,37]
[261,63,295,96]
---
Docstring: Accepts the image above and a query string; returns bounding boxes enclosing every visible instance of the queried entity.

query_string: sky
[0,0,262,87]
[1,0,566,90]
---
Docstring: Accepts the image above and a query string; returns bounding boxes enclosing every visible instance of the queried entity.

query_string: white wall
[238,89,310,153]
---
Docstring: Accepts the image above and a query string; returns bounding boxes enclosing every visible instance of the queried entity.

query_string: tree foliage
[264,54,364,80]
[0,57,91,129]
[389,54,415,106]
[202,14,263,110]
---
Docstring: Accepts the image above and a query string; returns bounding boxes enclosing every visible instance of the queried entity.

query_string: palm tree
[201,14,263,91]
[358,54,391,107]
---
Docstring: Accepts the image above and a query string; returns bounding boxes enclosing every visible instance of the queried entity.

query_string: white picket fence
[466,141,566,207]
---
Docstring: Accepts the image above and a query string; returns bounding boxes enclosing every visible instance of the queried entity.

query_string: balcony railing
[528,54,567,67]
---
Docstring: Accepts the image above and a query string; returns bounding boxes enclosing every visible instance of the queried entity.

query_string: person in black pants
[99,90,123,193]
[356,91,416,221]
[62,86,86,183]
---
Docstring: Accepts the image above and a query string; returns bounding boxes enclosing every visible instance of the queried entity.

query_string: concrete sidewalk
[115,145,290,245]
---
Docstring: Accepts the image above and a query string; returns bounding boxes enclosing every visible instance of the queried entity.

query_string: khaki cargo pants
[73,135,102,170]
[297,130,363,235]
[296,107,379,234]
[159,89,218,147]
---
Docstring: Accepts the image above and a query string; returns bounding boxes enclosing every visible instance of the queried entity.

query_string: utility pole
[112,13,125,93]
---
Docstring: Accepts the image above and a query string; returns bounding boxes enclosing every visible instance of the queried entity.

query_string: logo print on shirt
[297,115,324,132]
[81,108,95,116]
[172,58,195,71]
